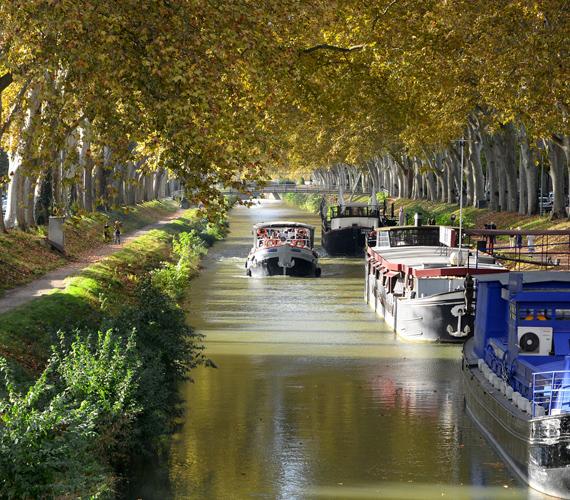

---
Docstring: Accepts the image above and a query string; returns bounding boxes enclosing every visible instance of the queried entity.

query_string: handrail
[532,370,570,417]
[466,229,570,236]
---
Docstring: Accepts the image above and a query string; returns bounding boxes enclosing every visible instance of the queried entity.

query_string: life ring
[265,239,279,247]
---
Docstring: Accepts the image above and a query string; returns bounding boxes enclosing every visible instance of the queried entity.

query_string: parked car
[539,195,553,211]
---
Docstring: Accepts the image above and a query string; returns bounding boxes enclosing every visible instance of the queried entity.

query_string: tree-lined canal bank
[130,200,525,499]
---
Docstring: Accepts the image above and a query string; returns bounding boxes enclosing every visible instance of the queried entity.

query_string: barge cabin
[365,225,505,343]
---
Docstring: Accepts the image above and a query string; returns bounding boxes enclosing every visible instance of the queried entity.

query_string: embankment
[283,193,569,232]
[0,209,228,498]
[0,199,179,296]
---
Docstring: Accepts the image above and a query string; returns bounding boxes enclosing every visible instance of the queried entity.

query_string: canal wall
[0,209,229,498]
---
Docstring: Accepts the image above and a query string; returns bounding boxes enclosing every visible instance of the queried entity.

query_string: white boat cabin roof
[334,202,374,208]
[253,221,315,230]
[371,246,503,272]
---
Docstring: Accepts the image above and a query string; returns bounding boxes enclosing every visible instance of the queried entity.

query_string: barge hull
[249,256,319,277]
[463,338,570,499]
[366,276,470,343]
[322,226,366,256]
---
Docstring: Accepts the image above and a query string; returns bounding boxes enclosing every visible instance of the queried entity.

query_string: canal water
[132,200,534,499]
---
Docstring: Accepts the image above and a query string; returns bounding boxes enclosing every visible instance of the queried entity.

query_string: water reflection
[129,200,534,499]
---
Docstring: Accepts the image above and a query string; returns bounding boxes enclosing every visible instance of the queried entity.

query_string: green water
[131,200,531,499]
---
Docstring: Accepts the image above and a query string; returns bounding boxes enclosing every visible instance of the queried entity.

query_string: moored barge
[365,225,505,342]
[321,201,395,257]
[463,272,570,498]
[246,221,321,277]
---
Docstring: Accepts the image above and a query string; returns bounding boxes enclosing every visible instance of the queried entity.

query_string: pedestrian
[509,229,516,250]
[398,206,405,226]
[515,227,523,251]
[103,222,111,243]
[113,220,122,244]
[489,222,497,252]
[527,233,535,255]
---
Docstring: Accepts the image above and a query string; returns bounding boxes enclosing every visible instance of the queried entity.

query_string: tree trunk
[482,133,499,210]
[547,139,566,219]
[518,126,538,215]
[518,152,527,215]
[5,84,41,229]
[467,124,485,206]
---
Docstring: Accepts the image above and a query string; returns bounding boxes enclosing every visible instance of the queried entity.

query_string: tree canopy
[1,1,569,226]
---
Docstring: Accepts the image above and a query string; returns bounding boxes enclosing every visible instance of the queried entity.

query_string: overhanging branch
[0,78,32,140]
[0,73,13,93]
[302,44,365,54]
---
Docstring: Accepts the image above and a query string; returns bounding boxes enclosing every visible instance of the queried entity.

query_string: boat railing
[465,229,570,270]
[532,370,570,417]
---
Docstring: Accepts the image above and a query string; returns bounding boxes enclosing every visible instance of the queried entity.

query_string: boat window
[377,233,390,247]
[388,228,440,247]
[555,309,570,321]
[536,308,550,320]
[330,205,376,218]
[519,307,550,321]
[519,307,534,321]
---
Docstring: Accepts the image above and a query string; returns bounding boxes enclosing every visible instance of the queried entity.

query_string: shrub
[0,329,141,499]
[109,277,205,455]
[0,212,218,497]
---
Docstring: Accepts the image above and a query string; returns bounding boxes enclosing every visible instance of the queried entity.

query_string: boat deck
[369,246,504,276]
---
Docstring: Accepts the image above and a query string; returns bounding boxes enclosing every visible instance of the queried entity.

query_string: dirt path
[0,210,184,315]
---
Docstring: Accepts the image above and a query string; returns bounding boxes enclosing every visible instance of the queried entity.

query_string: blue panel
[474,280,508,358]
[554,332,570,356]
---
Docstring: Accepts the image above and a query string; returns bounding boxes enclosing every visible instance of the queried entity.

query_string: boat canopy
[253,221,314,230]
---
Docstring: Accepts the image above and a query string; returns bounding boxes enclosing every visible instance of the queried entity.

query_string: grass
[346,195,568,231]
[0,210,200,379]
[0,200,179,295]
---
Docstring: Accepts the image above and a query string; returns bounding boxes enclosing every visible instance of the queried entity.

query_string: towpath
[0,210,184,315]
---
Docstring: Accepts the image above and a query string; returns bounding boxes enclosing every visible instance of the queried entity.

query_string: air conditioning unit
[517,327,553,356]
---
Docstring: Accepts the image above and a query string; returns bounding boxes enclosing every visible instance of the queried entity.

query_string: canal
[133,200,529,499]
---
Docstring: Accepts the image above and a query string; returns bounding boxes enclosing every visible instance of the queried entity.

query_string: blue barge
[463,271,570,498]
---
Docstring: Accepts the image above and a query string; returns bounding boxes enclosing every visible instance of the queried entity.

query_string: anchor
[446,304,472,338]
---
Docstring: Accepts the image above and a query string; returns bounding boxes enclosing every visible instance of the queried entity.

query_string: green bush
[0,275,206,498]
[283,193,324,214]
[0,329,140,499]
[0,213,224,498]
[108,277,205,458]
[150,218,227,300]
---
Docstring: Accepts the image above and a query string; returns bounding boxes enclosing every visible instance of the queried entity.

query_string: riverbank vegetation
[0,199,179,295]
[0,210,227,498]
